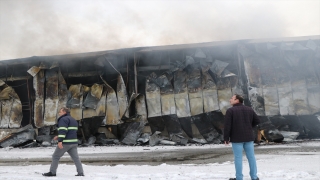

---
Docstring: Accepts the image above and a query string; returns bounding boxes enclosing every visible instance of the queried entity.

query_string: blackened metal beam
[137,65,172,72]
[0,76,31,81]
[134,53,137,93]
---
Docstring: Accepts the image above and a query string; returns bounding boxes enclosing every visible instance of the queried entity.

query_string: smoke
[0,0,319,60]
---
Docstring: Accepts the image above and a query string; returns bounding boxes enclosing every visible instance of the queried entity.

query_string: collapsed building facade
[1,35,320,147]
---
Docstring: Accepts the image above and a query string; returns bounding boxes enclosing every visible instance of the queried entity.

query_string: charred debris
[1,36,320,148]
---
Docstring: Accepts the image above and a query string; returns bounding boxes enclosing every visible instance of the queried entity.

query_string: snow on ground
[0,141,319,180]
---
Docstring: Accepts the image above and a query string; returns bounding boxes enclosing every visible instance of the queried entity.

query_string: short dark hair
[60,107,70,114]
[234,94,244,103]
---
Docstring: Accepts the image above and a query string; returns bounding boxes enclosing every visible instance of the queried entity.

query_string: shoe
[42,172,56,176]
[75,173,84,176]
[229,178,259,180]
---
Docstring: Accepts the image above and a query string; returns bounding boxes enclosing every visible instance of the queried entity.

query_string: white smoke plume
[0,0,319,60]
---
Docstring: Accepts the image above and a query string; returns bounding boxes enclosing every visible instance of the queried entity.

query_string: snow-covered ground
[0,141,319,180]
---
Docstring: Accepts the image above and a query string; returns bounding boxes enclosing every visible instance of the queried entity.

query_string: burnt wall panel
[187,68,203,116]
[0,99,10,128]
[83,84,106,119]
[117,74,129,118]
[0,82,24,128]
[44,69,59,126]
[159,74,176,115]
[57,71,68,117]
[33,70,45,128]
[289,63,310,115]
[259,55,280,116]
[67,84,83,121]
[202,71,219,112]
[174,70,191,118]
[216,76,234,115]
[145,73,161,118]
[102,79,121,125]
[243,54,265,116]
[274,55,295,116]
[304,56,320,114]
[135,94,148,124]
[9,90,23,128]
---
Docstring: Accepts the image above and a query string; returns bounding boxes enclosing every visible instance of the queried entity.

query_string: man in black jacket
[224,94,260,180]
[43,107,84,177]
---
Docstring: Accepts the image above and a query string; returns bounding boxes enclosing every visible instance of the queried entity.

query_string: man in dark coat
[224,94,260,180]
[43,107,84,177]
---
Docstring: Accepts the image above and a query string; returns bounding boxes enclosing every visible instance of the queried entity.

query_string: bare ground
[0,140,319,166]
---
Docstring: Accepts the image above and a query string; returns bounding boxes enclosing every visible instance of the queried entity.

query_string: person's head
[59,107,70,117]
[229,94,244,105]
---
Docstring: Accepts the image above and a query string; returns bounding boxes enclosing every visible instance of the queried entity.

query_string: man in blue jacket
[224,94,260,180]
[43,107,84,177]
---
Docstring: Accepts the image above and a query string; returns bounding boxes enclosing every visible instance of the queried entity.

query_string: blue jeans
[231,141,258,180]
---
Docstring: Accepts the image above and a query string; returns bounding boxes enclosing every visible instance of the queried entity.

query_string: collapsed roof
[1,35,320,146]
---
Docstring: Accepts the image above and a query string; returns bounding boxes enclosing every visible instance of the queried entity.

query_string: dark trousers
[50,144,84,174]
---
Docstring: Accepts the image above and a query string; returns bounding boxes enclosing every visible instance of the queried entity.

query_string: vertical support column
[134,53,138,93]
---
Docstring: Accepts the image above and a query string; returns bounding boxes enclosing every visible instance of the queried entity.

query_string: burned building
[1,35,320,147]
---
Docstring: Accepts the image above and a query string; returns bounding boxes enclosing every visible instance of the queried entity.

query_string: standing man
[224,94,260,180]
[43,107,84,177]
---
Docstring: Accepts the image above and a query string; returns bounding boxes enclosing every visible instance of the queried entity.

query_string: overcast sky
[0,0,319,60]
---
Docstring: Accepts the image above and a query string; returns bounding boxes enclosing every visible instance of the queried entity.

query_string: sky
[0,141,319,179]
[0,0,319,60]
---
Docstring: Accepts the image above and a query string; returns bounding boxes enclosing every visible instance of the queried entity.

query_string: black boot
[75,173,84,176]
[42,172,56,176]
